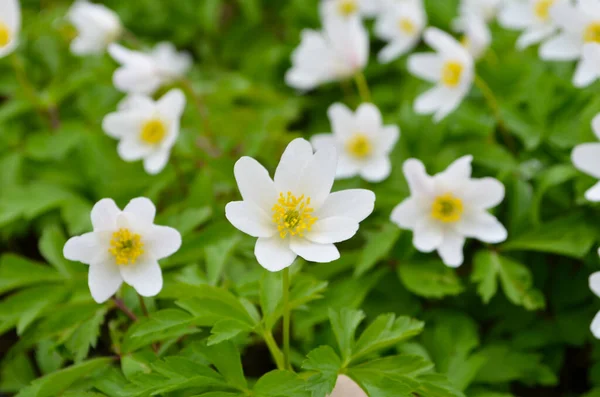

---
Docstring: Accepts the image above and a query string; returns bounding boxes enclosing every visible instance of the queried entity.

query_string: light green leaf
[328,308,365,362]
[0,254,64,295]
[207,318,253,345]
[253,370,309,397]
[194,341,247,390]
[354,224,401,277]
[397,261,464,298]
[302,346,342,397]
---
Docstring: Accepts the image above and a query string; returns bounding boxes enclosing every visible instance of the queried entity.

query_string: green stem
[353,72,372,103]
[111,297,138,322]
[263,330,285,370]
[137,294,149,317]
[282,267,291,370]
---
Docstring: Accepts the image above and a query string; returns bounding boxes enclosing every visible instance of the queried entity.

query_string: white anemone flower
[498,0,562,49]
[407,28,474,122]
[590,270,600,338]
[374,0,427,63]
[571,113,600,201]
[539,0,600,61]
[456,0,502,24]
[390,156,507,267]
[108,42,192,95]
[458,10,493,59]
[574,43,600,87]
[225,138,375,271]
[320,0,379,19]
[285,17,369,91]
[0,0,20,58]
[102,89,186,175]
[311,103,400,182]
[67,1,122,56]
[327,375,367,397]
[63,198,182,303]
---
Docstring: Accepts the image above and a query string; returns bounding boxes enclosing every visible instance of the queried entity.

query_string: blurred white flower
[539,0,600,61]
[285,17,369,90]
[108,42,192,95]
[102,89,186,175]
[67,1,122,56]
[590,270,600,338]
[459,10,492,59]
[0,0,20,58]
[498,0,562,49]
[407,27,474,122]
[374,0,427,63]
[320,0,379,20]
[225,138,375,271]
[311,103,399,182]
[327,375,367,397]
[63,198,181,303]
[571,114,600,201]
[456,0,502,23]
[574,43,600,87]
[390,156,507,267]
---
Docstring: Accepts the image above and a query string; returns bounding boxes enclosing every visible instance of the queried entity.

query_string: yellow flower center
[272,192,317,239]
[346,133,372,158]
[337,0,358,16]
[140,119,167,145]
[441,61,463,88]
[585,22,600,43]
[109,228,144,265]
[534,0,554,21]
[398,18,416,35]
[431,193,463,223]
[0,22,11,48]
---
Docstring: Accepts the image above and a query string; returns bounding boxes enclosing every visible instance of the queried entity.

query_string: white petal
[144,150,171,175]
[497,2,534,29]
[414,86,449,115]
[403,158,434,196]
[225,201,276,238]
[289,238,340,263]
[336,154,361,179]
[91,198,120,231]
[124,197,156,224]
[378,37,418,64]
[585,181,600,202]
[390,198,423,229]
[0,0,20,32]
[328,103,355,139]
[375,125,400,156]
[297,144,338,210]
[423,27,467,57]
[407,53,443,83]
[305,217,359,244]
[316,189,375,222]
[102,111,145,139]
[356,103,383,133]
[413,218,443,252]
[462,178,505,209]
[360,157,392,182]
[433,86,469,122]
[593,113,600,140]
[145,225,182,260]
[592,311,600,339]
[117,95,155,112]
[119,259,163,297]
[437,229,465,268]
[234,156,278,211]
[539,33,582,61]
[439,155,473,181]
[274,138,314,193]
[64,232,105,265]
[457,211,507,243]
[255,237,297,272]
[516,25,556,50]
[574,44,600,87]
[589,271,600,297]
[157,89,186,118]
[88,260,123,303]
[118,137,152,161]
[572,143,600,179]
[310,134,337,153]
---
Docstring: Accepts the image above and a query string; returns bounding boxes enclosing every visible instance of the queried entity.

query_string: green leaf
[194,341,248,390]
[205,232,241,285]
[122,309,196,353]
[0,254,63,295]
[302,346,342,397]
[397,261,464,298]
[0,354,36,393]
[328,308,365,362]
[207,319,253,345]
[65,306,108,362]
[254,370,310,397]
[260,271,282,330]
[354,224,401,277]
[39,224,79,277]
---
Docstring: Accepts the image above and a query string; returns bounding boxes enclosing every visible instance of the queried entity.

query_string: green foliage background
[1,0,600,396]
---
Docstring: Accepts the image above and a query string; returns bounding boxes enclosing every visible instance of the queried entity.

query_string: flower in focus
[539,0,600,61]
[327,375,367,397]
[590,270,600,338]
[63,198,181,303]
[320,0,379,20]
[67,1,122,56]
[407,27,474,122]
[108,42,192,95]
[285,17,369,90]
[390,156,507,267]
[311,103,399,182]
[573,43,600,87]
[0,0,21,58]
[374,0,427,63]
[102,89,186,175]
[225,138,375,271]
[498,0,562,49]
[571,114,600,201]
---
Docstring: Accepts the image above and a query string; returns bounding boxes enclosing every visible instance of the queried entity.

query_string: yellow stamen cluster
[534,0,554,21]
[431,193,464,223]
[398,18,416,35]
[346,133,372,158]
[272,192,317,239]
[337,0,358,16]
[585,22,600,43]
[109,228,144,265]
[0,22,11,48]
[441,61,463,88]
[140,119,167,145]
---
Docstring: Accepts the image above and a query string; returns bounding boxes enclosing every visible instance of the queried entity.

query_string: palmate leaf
[253,370,310,397]
[302,346,343,397]
[397,260,464,299]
